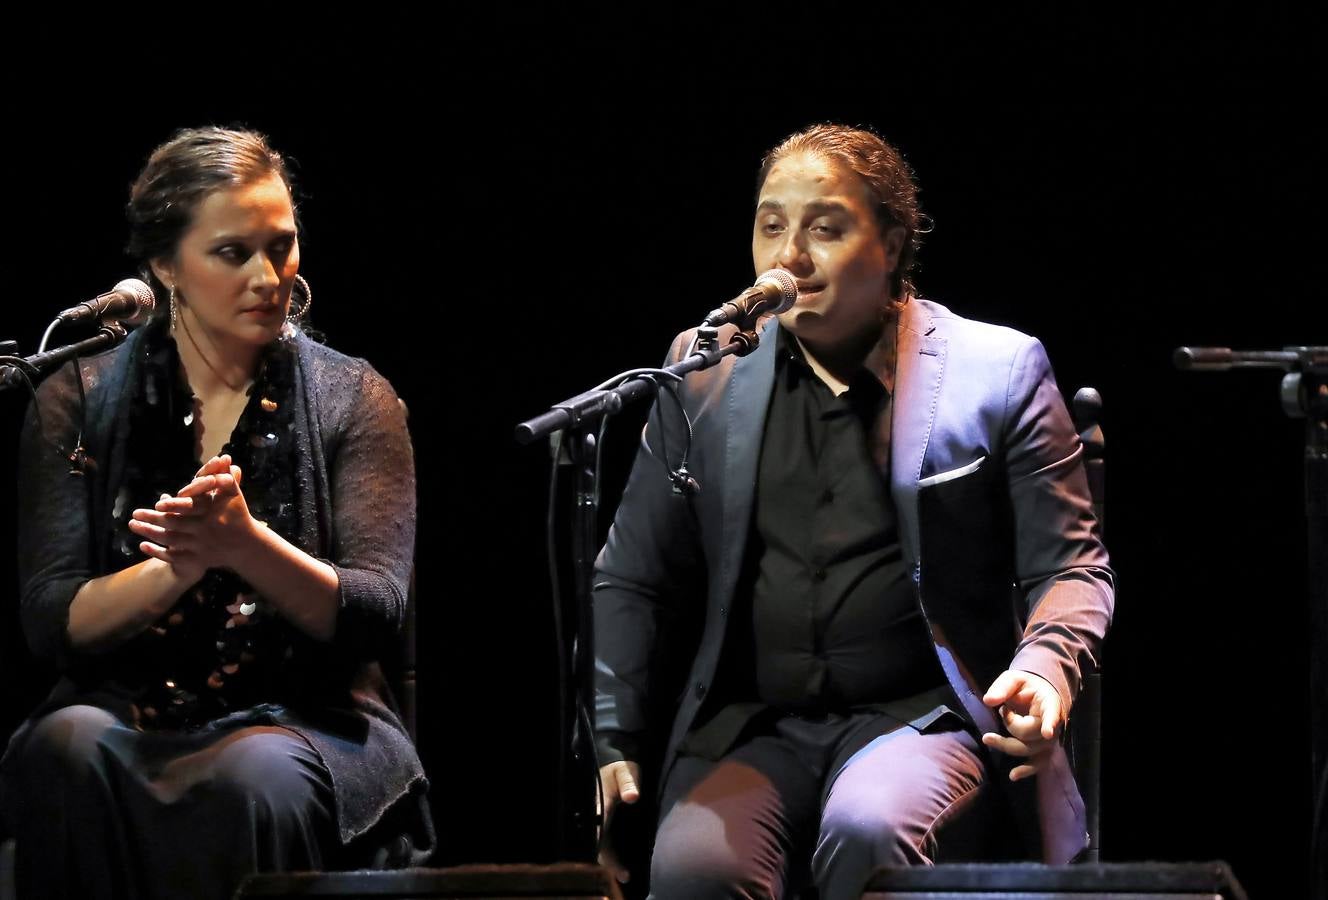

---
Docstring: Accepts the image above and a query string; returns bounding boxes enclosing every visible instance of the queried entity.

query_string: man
[594,124,1113,899]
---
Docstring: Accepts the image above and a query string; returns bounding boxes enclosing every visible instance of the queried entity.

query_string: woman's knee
[205,728,332,829]
[8,705,120,785]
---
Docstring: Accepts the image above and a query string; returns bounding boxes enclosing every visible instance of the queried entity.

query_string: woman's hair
[126,127,295,316]
[758,124,929,299]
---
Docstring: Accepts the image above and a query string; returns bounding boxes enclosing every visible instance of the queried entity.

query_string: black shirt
[747,328,943,708]
[684,327,953,757]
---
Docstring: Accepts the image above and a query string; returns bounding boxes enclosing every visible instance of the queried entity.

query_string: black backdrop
[0,12,1320,898]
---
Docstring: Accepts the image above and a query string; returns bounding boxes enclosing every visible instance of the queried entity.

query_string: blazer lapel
[716,316,778,608]
[890,299,946,565]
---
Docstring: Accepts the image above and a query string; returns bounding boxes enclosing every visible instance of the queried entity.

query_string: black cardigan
[13,322,427,848]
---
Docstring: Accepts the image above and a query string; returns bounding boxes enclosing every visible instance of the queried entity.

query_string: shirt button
[695,682,707,699]
[812,568,827,582]
[821,490,834,504]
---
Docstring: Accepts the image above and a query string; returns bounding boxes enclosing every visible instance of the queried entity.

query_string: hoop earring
[287,275,312,323]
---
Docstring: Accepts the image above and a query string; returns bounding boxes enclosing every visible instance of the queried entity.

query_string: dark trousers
[650,712,986,900]
[0,704,336,900]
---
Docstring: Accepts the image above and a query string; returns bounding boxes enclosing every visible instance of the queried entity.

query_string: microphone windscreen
[754,268,798,315]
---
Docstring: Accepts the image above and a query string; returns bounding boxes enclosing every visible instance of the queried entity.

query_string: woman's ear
[149,258,175,293]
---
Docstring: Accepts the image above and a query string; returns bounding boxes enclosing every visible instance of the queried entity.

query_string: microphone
[703,269,798,327]
[56,278,156,326]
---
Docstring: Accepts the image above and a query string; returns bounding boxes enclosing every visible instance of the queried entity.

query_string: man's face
[752,151,904,352]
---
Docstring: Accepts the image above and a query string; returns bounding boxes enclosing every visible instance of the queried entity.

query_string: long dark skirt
[0,704,339,900]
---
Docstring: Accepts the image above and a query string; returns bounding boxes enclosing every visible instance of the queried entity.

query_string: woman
[0,127,431,899]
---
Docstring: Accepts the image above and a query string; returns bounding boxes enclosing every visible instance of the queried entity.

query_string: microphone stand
[515,322,764,861]
[0,322,127,393]
[1175,344,1328,898]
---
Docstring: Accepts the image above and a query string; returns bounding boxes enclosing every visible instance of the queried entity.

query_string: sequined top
[108,326,303,729]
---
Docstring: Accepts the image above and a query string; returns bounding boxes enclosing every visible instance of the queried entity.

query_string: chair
[1068,386,1106,863]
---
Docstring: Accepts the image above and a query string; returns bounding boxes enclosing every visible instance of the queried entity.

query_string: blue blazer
[594,297,1114,862]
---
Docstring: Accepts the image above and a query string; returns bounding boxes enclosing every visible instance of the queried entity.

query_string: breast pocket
[917,454,988,489]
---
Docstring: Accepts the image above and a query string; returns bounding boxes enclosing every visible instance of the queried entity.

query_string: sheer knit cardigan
[13,323,427,847]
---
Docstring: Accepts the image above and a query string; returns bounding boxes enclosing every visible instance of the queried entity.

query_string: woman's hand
[128,454,261,577]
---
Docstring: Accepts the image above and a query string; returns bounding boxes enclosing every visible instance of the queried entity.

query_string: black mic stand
[515,321,764,861]
[0,322,127,393]
[1175,344,1328,899]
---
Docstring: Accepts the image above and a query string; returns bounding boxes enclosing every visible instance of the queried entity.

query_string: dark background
[1,12,1321,898]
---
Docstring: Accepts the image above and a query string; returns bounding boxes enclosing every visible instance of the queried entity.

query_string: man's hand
[598,760,641,884]
[981,669,1066,781]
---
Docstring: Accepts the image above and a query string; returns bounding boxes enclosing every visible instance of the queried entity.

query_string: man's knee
[817,726,986,871]
[651,805,785,900]
[817,797,922,867]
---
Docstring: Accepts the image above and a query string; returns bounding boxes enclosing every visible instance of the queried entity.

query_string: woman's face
[152,173,300,351]
[751,151,904,350]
